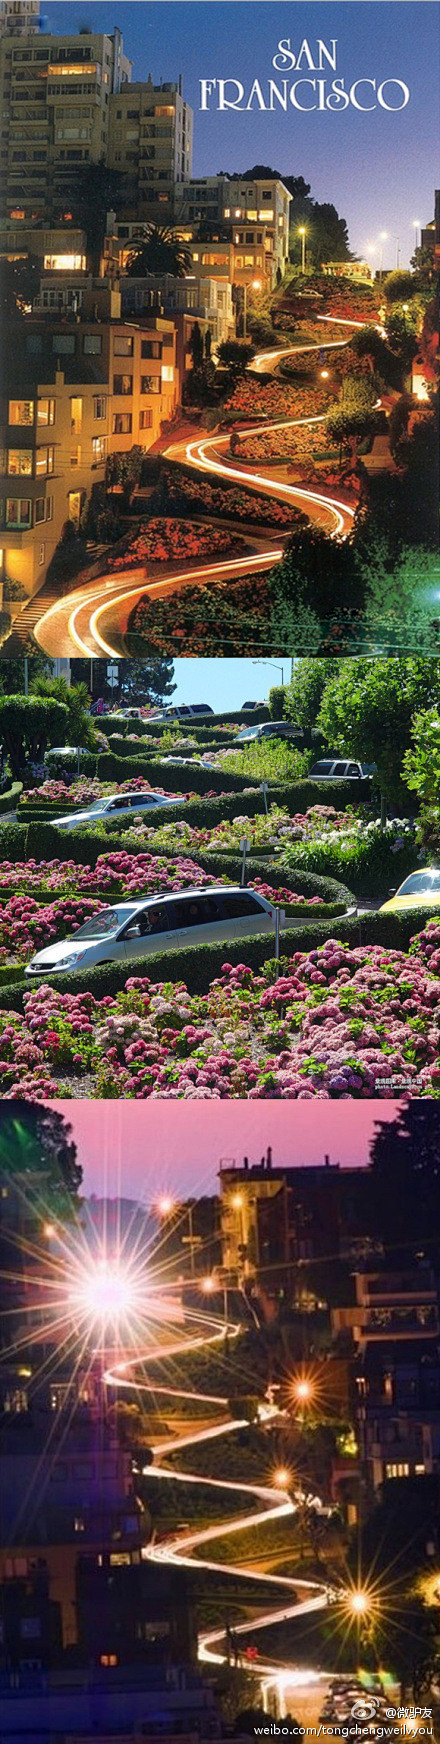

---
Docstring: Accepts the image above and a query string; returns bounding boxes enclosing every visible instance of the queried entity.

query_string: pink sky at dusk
[49,1101,402,1205]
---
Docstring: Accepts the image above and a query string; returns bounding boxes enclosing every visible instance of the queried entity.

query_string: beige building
[0,0,40,33]
[0,26,131,225]
[108,77,193,218]
[0,310,177,600]
[178,175,291,285]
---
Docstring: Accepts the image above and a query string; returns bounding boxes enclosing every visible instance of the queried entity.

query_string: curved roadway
[32,319,359,659]
[105,1299,344,1717]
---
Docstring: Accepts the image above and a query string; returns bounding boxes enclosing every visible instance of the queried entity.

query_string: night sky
[43,3,436,266]
[49,1101,401,1201]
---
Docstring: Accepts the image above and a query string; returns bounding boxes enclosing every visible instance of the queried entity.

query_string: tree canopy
[316,658,440,808]
[0,1102,82,1213]
[126,225,192,278]
[0,694,69,779]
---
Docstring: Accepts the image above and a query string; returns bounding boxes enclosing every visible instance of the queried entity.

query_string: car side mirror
[388,888,396,896]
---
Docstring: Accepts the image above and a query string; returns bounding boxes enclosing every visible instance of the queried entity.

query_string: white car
[25,884,281,978]
[309,759,368,782]
[53,790,181,832]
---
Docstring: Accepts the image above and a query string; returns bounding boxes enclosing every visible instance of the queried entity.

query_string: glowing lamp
[157,1195,174,1216]
[201,1276,215,1294]
[68,1259,139,1329]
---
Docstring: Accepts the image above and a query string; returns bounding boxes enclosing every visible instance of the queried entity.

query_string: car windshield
[399,871,440,896]
[72,908,127,940]
[237,729,255,741]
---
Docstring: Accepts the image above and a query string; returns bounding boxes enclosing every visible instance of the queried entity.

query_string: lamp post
[413,218,421,252]
[298,225,306,273]
[252,658,285,686]
[390,233,400,267]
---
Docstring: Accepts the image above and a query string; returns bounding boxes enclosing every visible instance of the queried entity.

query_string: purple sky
[49,1101,402,1202]
[44,2,436,267]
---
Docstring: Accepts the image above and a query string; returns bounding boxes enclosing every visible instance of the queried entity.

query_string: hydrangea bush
[1,924,439,1100]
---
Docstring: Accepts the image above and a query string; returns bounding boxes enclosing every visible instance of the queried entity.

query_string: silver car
[25,885,280,978]
[53,790,181,832]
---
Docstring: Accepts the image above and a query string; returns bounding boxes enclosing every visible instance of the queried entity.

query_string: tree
[402,707,440,856]
[119,658,176,705]
[31,675,95,750]
[0,694,69,778]
[106,445,144,500]
[73,160,127,274]
[284,659,342,728]
[0,656,52,694]
[217,340,254,376]
[0,1102,82,1212]
[370,1105,440,1247]
[268,684,286,720]
[125,225,192,279]
[316,657,440,820]
[325,375,380,469]
[189,320,204,370]
[383,268,416,304]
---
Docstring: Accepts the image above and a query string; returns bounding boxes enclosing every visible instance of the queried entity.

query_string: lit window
[113,334,133,356]
[94,396,107,420]
[9,400,34,426]
[139,409,153,430]
[36,448,54,476]
[74,1517,85,1533]
[8,450,32,476]
[37,399,55,426]
[92,436,106,463]
[161,366,174,383]
[38,541,45,566]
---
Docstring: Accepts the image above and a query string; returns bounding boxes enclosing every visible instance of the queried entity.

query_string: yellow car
[380,868,440,914]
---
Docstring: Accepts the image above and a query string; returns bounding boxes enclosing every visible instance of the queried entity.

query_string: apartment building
[178,175,291,284]
[0,311,177,598]
[352,1264,440,1492]
[108,77,193,216]
[0,1,40,34]
[120,272,234,350]
[0,27,131,225]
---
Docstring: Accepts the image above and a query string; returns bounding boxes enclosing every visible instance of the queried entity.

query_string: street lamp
[252,658,285,686]
[390,233,400,267]
[298,225,306,273]
[413,218,421,251]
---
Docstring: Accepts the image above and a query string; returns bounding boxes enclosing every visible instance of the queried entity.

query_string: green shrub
[280,829,418,898]
[95,751,256,796]
[0,821,27,862]
[0,781,22,814]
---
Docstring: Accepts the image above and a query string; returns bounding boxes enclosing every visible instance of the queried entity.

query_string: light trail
[32,323,358,657]
[105,1307,333,1706]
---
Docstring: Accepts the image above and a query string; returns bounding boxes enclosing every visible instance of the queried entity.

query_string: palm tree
[125,224,193,279]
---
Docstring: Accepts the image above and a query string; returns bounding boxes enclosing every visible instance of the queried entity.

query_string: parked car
[309,758,369,782]
[25,884,281,978]
[158,756,218,770]
[53,790,181,832]
[241,700,266,710]
[149,704,214,722]
[235,722,300,744]
[380,867,440,915]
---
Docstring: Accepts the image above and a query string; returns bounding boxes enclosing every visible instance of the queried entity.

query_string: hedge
[0,781,22,815]
[3,906,437,1011]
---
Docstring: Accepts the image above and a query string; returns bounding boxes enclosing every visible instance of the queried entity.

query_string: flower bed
[221,380,331,424]
[127,574,273,657]
[233,425,322,463]
[0,851,220,901]
[20,776,165,807]
[280,817,418,898]
[108,518,244,571]
[0,921,438,1099]
[151,469,297,529]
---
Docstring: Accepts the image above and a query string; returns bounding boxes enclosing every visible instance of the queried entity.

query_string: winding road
[30,318,359,660]
[105,1297,345,1719]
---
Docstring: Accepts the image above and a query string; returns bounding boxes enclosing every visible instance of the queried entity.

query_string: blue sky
[44,3,437,265]
[170,658,293,707]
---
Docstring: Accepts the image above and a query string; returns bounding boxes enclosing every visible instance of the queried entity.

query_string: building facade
[108,77,193,216]
[0,27,131,225]
[178,175,291,285]
[0,309,177,598]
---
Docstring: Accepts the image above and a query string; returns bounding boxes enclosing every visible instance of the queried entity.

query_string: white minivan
[25,885,281,978]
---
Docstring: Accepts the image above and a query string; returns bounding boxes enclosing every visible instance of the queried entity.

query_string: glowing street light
[413,218,421,250]
[273,1466,290,1489]
[298,225,306,273]
[68,1257,142,1333]
[320,368,329,379]
[201,1275,215,1294]
[157,1195,175,1218]
[231,1193,243,1210]
[348,1588,369,1616]
[292,1377,313,1405]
